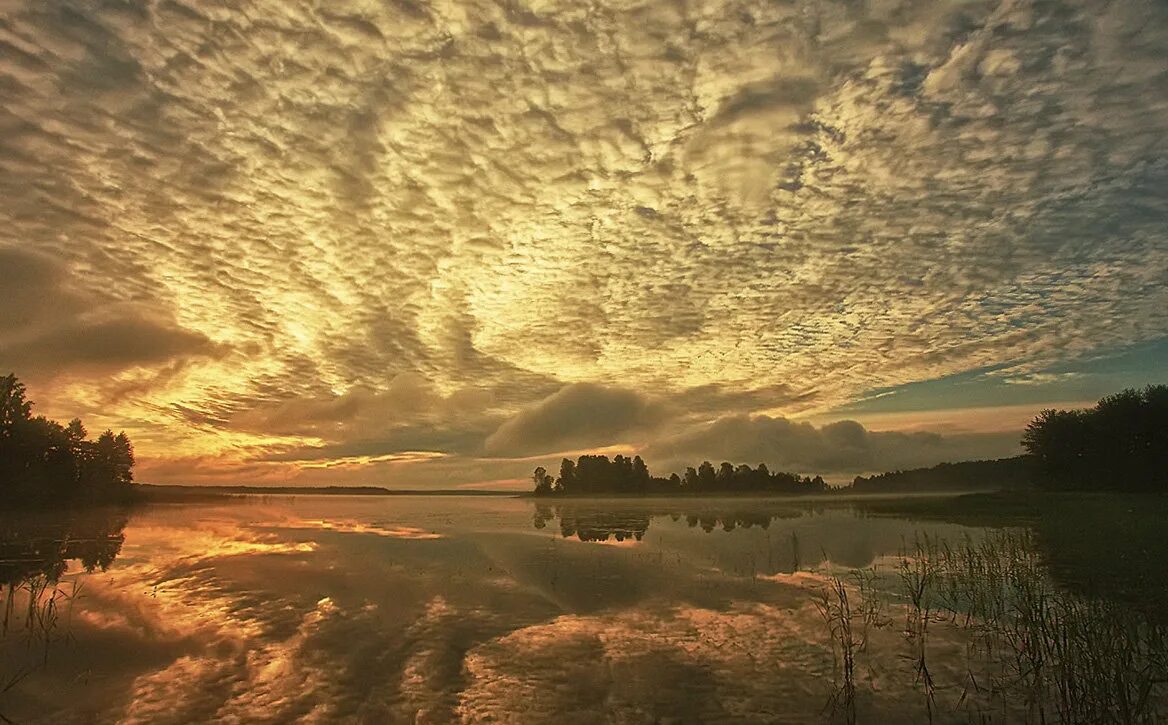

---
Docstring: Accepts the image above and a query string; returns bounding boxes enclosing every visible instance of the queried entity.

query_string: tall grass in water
[815,567,892,724]
[816,530,1168,723]
[0,575,79,719]
[815,576,859,724]
[896,541,940,720]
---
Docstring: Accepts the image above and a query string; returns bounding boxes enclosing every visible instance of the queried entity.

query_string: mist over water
[0,495,1162,723]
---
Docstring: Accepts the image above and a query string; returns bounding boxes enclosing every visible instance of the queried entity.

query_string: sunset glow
[2,0,1165,487]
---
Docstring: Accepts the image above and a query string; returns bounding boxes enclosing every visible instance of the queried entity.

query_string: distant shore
[136,484,522,501]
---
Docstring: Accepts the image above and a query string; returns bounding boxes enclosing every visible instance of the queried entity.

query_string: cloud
[1,0,1166,482]
[221,373,507,468]
[259,430,478,465]
[670,383,817,420]
[646,414,1021,476]
[228,373,491,438]
[0,247,224,380]
[4,313,222,372]
[484,383,666,457]
[134,454,299,486]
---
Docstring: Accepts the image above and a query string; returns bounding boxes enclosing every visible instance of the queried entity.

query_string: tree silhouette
[531,453,830,496]
[697,461,716,491]
[632,455,650,494]
[1022,385,1167,491]
[0,373,138,507]
[557,458,576,494]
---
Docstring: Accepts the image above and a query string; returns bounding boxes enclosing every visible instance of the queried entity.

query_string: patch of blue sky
[832,336,1168,414]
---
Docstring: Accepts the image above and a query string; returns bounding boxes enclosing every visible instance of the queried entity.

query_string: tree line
[532,454,828,496]
[848,457,1030,494]
[0,374,137,507]
[1022,385,1167,492]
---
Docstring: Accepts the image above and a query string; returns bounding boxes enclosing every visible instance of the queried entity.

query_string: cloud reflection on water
[292,519,444,540]
[1,497,1003,723]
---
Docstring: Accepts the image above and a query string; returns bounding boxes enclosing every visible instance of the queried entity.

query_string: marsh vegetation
[814,530,1168,723]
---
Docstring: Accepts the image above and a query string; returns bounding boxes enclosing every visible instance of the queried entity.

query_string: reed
[814,529,1168,723]
[815,575,859,725]
[0,574,80,721]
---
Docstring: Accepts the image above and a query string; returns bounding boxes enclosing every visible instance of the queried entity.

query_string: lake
[0,494,1165,723]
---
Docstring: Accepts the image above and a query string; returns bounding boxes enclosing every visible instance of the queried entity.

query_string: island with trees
[531,454,828,497]
[0,374,138,507]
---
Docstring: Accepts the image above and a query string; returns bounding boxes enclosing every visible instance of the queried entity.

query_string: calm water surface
[0,495,1163,723]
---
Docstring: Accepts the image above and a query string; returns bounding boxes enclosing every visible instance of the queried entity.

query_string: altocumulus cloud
[1,0,1166,481]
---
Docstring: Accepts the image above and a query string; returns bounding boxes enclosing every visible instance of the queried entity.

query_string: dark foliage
[1022,385,1168,491]
[0,373,138,507]
[532,454,828,496]
[848,456,1030,493]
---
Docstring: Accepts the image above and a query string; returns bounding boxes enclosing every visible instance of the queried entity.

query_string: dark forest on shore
[1021,385,1167,491]
[0,374,137,507]
[848,456,1030,493]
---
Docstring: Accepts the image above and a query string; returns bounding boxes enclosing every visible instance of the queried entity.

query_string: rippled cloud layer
[2,0,1166,483]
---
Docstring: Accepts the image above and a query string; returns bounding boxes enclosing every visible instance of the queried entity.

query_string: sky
[1,0,1166,489]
